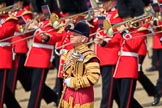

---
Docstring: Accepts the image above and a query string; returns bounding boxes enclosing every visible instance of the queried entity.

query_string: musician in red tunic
[0,0,20,107]
[96,0,147,107]
[150,0,162,105]
[94,4,122,107]
[24,14,63,107]
[6,0,33,93]
[135,0,159,106]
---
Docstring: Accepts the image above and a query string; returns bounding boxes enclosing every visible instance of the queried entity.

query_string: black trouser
[28,68,58,108]
[100,65,119,108]
[152,49,159,68]
[155,49,162,95]
[7,54,31,93]
[52,49,60,71]
[0,69,21,108]
[138,55,156,96]
[53,50,63,101]
[116,78,143,108]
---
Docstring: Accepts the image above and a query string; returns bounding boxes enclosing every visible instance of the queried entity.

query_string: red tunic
[94,28,120,66]
[25,20,62,68]
[12,9,33,54]
[138,23,150,56]
[152,19,162,49]
[94,9,122,66]
[0,16,18,68]
[105,28,145,79]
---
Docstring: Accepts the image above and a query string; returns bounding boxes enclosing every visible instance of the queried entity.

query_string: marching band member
[96,0,147,107]
[150,0,162,105]
[94,2,121,107]
[59,21,100,108]
[24,12,63,108]
[0,0,21,107]
[136,0,159,106]
[7,0,33,93]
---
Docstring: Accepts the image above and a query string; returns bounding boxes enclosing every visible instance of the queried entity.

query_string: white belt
[0,42,11,47]
[32,43,54,49]
[119,51,138,57]
[14,32,21,36]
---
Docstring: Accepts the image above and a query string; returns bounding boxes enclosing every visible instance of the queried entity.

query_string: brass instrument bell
[50,13,60,29]
[103,19,113,37]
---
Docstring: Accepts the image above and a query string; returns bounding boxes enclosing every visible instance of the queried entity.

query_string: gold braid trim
[74,102,94,108]
[61,98,94,108]
[5,16,18,22]
[69,50,99,89]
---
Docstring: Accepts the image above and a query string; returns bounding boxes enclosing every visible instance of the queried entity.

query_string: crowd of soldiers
[1,0,162,108]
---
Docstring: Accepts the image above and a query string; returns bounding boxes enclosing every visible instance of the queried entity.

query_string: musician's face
[14,1,23,9]
[0,2,6,8]
[70,32,87,46]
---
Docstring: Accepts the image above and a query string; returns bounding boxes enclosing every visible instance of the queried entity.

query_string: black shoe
[145,66,157,72]
[152,95,160,106]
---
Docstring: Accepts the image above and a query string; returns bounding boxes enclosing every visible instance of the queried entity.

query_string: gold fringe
[61,99,94,108]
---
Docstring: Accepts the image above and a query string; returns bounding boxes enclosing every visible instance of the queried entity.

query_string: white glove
[64,77,71,87]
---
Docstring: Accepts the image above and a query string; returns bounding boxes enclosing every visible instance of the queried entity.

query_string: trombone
[59,7,104,21]
[0,4,19,15]
[54,15,159,56]
[105,12,154,36]
[54,29,104,55]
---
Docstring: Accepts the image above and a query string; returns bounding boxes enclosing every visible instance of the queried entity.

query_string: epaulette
[21,10,32,16]
[5,16,18,22]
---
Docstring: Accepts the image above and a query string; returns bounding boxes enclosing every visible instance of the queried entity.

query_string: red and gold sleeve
[69,57,100,90]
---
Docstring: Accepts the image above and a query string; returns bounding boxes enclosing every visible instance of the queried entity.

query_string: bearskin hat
[0,0,5,4]
[117,0,145,18]
[30,0,59,13]
[59,0,88,14]
[14,0,23,2]
[142,0,150,6]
